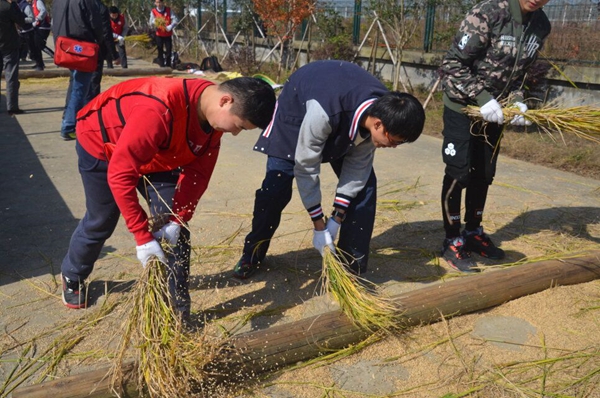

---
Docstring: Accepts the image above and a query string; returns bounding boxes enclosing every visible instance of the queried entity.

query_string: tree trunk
[13,251,600,398]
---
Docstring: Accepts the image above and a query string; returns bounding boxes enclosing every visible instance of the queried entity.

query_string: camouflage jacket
[440,0,551,113]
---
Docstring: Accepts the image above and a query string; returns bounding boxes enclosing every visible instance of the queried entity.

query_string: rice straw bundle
[465,102,600,144]
[111,258,220,397]
[153,17,167,28]
[124,34,152,44]
[321,247,399,333]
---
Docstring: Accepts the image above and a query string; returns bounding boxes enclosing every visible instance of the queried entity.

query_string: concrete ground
[1,53,599,397]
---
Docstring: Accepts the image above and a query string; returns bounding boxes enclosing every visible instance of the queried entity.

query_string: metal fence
[169,1,600,65]
[306,1,600,64]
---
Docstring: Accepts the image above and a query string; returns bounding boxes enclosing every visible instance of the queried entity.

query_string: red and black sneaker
[61,274,87,309]
[463,227,505,260]
[441,236,478,273]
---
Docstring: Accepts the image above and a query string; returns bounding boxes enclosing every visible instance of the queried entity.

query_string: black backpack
[200,55,223,72]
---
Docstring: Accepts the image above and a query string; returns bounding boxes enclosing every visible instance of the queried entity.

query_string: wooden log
[10,361,137,398]
[12,251,600,398]
[11,67,172,80]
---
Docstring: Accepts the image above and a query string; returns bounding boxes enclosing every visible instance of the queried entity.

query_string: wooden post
[12,251,600,398]
[423,77,441,110]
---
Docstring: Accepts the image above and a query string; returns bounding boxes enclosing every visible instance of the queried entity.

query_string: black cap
[109,6,119,14]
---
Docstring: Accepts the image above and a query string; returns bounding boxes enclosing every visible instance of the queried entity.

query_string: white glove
[510,101,532,126]
[480,98,504,124]
[136,240,167,267]
[313,229,335,257]
[325,217,340,241]
[152,221,181,246]
[117,35,125,46]
[32,20,39,27]
[166,24,173,32]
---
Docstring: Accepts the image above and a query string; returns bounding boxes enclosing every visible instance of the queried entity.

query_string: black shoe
[62,275,87,309]
[442,237,478,273]
[463,227,505,259]
[8,109,25,116]
[60,131,76,141]
[233,257,259,279]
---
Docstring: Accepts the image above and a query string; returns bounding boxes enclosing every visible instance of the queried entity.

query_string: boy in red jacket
[60,76,276,322]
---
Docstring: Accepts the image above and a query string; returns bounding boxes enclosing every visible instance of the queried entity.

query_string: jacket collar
[509,0,524,24]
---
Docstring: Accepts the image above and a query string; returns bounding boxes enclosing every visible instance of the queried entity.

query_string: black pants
[242,156,377,274]
[440,106,503,238]
[155,35,172,67]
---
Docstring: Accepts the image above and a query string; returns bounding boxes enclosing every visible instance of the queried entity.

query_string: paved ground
[1,53,599,397]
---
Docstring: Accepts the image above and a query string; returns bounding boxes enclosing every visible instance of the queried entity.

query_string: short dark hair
[109,6,119,14]
[367,92,425,143]
[219,77,276,129]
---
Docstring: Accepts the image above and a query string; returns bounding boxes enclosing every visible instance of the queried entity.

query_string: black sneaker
[463,227,505,259]
[441,237,478,273]
[232,258,259,279]
[62,275,87,309]
[8,109,25,116]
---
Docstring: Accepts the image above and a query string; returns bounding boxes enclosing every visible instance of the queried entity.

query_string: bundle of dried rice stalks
[111,258,222,397]
[124,34,152,44]
[321,247,399,333]
[153,17,167,28]
[465,101,600,144]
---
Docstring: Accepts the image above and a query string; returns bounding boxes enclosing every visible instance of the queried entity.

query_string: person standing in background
[87,1,116,99]
[17,0,42,70]
[149,0,177,68]
[1,0,28,116]
[52,0,107,140]
[438,0,551,273]
[31,0,51,62]
[109,6,127,68]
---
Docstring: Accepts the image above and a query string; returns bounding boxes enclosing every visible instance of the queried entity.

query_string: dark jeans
[242,156,377,274]
[61,70,93,134]
[20,31,43,68]
[155,35,172,67]
[61,142,191,314]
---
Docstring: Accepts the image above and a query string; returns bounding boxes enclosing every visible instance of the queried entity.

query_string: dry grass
[111,258,223,397]
[420,93,600,180]
[321,248,399,333]
[124,34,152,44]
[464,102,600,144]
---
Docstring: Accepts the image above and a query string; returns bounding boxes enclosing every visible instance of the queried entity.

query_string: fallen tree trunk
[13,251,600,398]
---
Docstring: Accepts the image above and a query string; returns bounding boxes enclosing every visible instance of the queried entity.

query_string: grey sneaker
[441,237,478,273]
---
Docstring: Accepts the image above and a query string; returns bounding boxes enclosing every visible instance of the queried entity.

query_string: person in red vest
[60,76,276,324]
[30,0,50,66]
[108,6,128,68]
[149,0,177,67]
